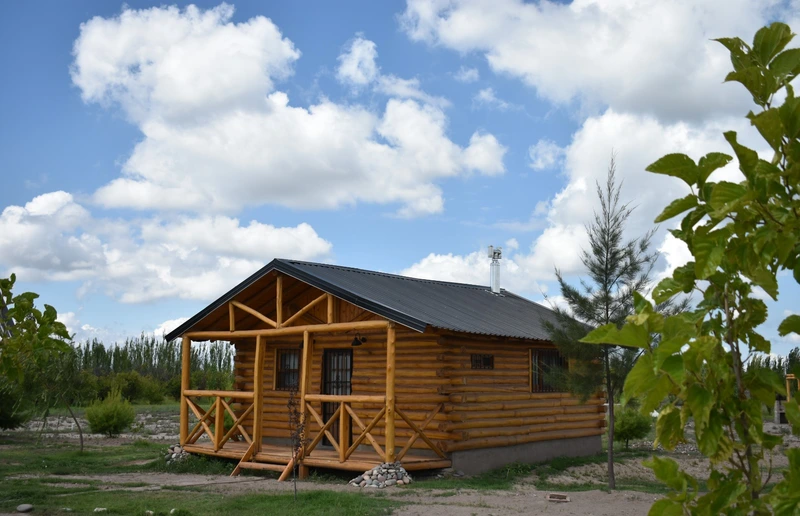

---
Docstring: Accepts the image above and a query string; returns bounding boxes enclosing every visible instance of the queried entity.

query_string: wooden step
[237,461,285,472]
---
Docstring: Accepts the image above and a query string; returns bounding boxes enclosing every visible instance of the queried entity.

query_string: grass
[0,481,399,515]
[0,438,401,515]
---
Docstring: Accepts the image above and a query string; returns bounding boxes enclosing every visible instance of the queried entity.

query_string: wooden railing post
[253,335,265,454]
[339,401,349,462]
[180,335,191,445]
[299,331,312,456]
[214,396,224,451]
[385,323,396,463]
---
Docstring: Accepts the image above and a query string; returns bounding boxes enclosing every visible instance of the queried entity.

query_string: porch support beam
[185,320,390,340]
[385,323,396,463]
[253,334,265,454]
[179,335,191,445]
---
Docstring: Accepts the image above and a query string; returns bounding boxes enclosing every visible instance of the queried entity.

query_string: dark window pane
[471,354,494,370]
[530,348,568,393]
[276,349,301,391]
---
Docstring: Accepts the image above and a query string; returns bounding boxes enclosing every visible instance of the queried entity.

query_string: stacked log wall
[437,334,605,453]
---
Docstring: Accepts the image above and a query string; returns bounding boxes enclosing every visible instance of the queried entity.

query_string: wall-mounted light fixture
[351,332,367,347]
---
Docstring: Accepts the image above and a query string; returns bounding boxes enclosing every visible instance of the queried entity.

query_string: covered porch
[176,274,450,480]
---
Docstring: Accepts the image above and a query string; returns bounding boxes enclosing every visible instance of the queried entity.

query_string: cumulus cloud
[400,0,775,121]
[454,66,479,82]
[72,5,505,218]
[528,139,566,171]
[337,35,379,86]
[0,193,332,303]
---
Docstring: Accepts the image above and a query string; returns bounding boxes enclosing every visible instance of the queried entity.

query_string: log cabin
[165,258,605,479]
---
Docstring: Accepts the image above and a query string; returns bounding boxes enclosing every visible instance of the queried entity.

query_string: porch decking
[183,441,451,472]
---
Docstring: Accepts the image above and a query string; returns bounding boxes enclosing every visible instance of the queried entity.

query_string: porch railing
[183,390,255,451]
[302,394,446,463]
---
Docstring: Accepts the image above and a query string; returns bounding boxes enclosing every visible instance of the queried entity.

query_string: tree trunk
[604,347,616,490]
[63,398,84,453]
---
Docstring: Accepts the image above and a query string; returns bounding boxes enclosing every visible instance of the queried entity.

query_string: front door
[322,349,353,446]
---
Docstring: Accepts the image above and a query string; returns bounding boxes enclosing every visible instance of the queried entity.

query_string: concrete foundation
[449,435,602,475]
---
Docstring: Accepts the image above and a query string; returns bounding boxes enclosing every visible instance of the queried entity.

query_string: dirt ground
[6,471,659,515]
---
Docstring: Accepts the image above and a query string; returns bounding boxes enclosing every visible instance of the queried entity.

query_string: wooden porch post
[276,275,283,327]
[180,335,191,445]
[253,335,265,454]
[385,323,396,463]
[298,330,312,479]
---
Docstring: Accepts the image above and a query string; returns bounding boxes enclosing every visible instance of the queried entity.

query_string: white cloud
[72,3,300,124]
[154,317,190,337]
[528,139,566,171]
[376,75,450,108]
[454,66,479,82]
[72,7,504,218]
[401,0,775,121]
[0,193,332,303]
[58,311,79,335]
[473,87,515,111]
[337,35,379,86]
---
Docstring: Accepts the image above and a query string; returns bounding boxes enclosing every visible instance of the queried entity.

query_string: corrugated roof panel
[166,258,562,341]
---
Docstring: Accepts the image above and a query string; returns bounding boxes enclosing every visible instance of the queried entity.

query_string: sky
[1,0,798,354]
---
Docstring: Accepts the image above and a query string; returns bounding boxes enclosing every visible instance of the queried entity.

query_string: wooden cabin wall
[437,334,605,453]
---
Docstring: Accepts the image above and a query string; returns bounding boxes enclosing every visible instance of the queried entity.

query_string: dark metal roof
[165,258,561,341]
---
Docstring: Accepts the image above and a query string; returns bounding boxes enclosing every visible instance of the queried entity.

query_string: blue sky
[1,0,798,355]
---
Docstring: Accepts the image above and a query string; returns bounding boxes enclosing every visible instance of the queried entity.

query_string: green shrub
[165,375,182,401]
[141,376,165,404]
[86,388,135,437]
[614,409,652,449]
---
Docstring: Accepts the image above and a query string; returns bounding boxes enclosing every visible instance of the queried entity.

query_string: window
[471,354,494,370]
[530,348,568,393]
[275,349,301,391]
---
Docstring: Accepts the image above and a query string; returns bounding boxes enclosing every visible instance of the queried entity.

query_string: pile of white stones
[165,444,190,465]
[349,462,412,488]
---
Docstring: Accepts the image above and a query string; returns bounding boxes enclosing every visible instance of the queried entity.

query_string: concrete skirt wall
[449,435,602,475]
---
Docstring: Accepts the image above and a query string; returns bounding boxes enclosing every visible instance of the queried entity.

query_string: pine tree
[544,156,673,489]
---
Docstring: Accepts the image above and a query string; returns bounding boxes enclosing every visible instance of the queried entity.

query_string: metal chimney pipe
[488,246,502,294]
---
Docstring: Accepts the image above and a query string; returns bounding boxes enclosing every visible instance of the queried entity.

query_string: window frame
[274,347,302,391]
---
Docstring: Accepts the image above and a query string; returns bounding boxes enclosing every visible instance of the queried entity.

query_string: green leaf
[748,108,784,152]
[693,232,726,279]
[724,131,760,180]
[623,353,656,402]
[770,48,800,76]
[660,355,684,385]
[686,385,712,437]
[725,67,778,106]
[795,263,800,285]
[648,499,684,516]
[753,22,794,65]
[580,322,649,349]
[655,194,698,223]
[778,315,800,337]
[709,181,748,215]
[646,154,699,185]
[645,455,685,491]
[715,37,752,72]
[697,411,727,460]
[655,404,684,451]
[779,96,800,140]
[697,152,733,184]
